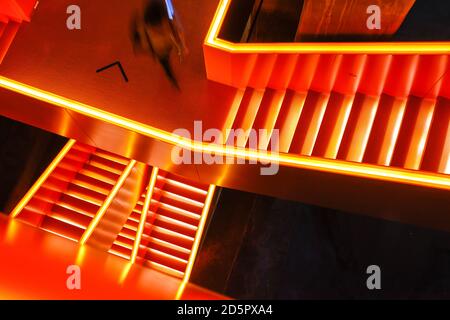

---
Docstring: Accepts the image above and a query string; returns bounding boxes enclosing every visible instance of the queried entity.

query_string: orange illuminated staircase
[0,0,37,63]
[204,0,450,179]
[220,55,450,176]
[12,139,216,279]
[110,169,213,279]
[13,140,132,242]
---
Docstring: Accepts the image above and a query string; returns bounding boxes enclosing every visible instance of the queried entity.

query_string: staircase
[215,53,450,176]
[205,0,450,179]
[0,0,37,63]
[13,139,216,278]
[14,140,132,242]
[110,169,213,279]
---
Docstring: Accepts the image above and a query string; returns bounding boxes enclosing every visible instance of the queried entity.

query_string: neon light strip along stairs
[12,140,132,242]
[109,168,214,279]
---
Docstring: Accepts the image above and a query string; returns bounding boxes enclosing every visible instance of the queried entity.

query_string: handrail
[205,0,450,54]
[0,76,449,191]
[176,184,216,300]
[80,160,137,245]
[130,167,159,264]
[241,0,263,43]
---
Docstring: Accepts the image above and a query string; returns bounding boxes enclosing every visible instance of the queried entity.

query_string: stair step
[71,175,111,196]
[129,211,141,223]
[154,178,206,203]
[75,172,114,190]
[58,154,87,169]
[156,175,208,197]
[94,149,129,166]
[72,142,95,154]
[88,155,125,176]
[144,248,188,273]
[114,234,135,249]
[40,216,84,242]
[58,193,100,215]
[53,201,95,219]
[119,227,137,240]
[147,225,195,250]
[142,260,184,279]
[136,201,200,227]
[64,187,104,207]
[151,201,200,226]
[64,148,91,163]
[144,237,191,261]
[109,244,131,260]
[148,213,198,238]
[79,165,120,185]
[123,219,139,232]
[49,205,92,229]
[150,188,204,215]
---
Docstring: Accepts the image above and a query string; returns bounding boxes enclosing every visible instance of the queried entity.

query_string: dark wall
[395,0,450,41]
[0,116,67,214]
[193,188,450,299]
[220,0,450,43]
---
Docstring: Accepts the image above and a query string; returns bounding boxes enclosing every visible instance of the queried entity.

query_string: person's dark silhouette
[131,0,187,90]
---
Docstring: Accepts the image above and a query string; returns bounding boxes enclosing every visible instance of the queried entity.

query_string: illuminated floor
[0,215,226,299]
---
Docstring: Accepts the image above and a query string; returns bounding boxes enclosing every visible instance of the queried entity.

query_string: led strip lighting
[130,167,159,264]
[176,184,216,300]
[0,76,448,191]
[205,0,450,54]
[80,160,137,245]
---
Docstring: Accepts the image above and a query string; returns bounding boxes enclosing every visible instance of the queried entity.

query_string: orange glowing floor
[0,215,226,299]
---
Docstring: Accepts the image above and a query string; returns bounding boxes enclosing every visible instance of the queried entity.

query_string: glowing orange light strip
[176,184,216,300]
[130,167,159,264]
[0,76,449,191]
[206,0,450,54]
[80,160,137,245]
[10,139,76,218]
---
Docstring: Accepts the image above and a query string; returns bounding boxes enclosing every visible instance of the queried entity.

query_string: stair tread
[64,188,104,206]
[79,166,119,185]
[142,260,184,278]
[88,157,124,176]
[144,237,191,256]
[156,175,208,196]
[54,200,96,218]
[148,225,195,242]
[40,216,84,242]
[94,149,129,166]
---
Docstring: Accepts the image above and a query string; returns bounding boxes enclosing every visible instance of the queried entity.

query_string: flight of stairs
[224,54,450,175]
[14,139,215,278]
[0,0,37,63]
[110,169,211,279]
[16,141,131,242]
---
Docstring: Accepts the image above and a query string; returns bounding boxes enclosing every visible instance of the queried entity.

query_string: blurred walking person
[131,0,188,89]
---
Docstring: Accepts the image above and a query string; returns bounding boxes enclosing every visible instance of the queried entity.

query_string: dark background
[0,115,66,213]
